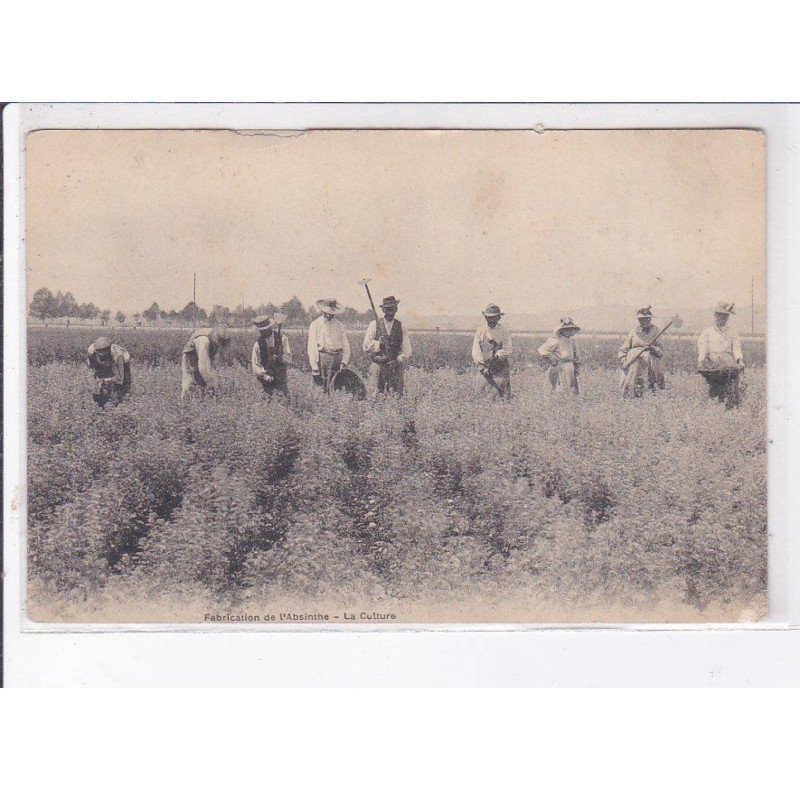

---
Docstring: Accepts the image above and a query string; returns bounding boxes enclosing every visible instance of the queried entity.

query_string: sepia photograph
[23,127,766,624]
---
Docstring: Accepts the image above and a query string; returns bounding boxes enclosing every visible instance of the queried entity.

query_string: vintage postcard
[23,127,766,624]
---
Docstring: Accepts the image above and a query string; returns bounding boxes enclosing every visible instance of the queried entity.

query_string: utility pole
[751,276,755,335]
[193,272,197,329]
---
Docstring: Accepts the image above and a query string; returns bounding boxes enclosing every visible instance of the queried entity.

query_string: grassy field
[26,327,767,622]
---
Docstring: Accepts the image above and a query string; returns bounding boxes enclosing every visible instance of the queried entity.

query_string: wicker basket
[331,367,367,400]
[698,367,740,380]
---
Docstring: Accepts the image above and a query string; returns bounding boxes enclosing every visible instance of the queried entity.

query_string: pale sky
[26,128,765,318]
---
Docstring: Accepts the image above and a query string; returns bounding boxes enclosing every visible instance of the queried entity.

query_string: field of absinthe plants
[27,326,767,622]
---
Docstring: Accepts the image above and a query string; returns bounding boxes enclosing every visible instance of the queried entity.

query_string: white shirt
[307,315,351,371]
[698,324,743,364]
[472,322,512,366]
[362,318,412,360]
[184,335,217,388]
[537,335,578,363]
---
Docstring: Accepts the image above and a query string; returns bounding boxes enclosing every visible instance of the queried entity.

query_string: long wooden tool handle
[647,320,674,348]
[363,283,380,322]
[627,320,674,367]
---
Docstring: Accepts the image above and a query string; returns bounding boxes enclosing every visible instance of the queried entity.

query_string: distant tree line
[29,288,374,328]
[29,288,111,327]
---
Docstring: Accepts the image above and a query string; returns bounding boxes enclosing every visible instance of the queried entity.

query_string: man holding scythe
[618,306,667,397]
[618,307,685,398]
[360,282,412,397]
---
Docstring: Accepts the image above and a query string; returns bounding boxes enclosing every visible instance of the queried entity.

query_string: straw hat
[316,298,344,316]
[482,303,504,318]
[91,336,112,351]
[380,296,400,309]
[253,312,287,331]
[555,316,581,335]
[714,302,736,316]
[636,305,653,319]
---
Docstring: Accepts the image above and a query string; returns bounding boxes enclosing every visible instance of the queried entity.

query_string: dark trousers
[705,372,742,409]
[258,365,289,398]
[482,358,511,399]
[121,362,132,394]
[369,360,404,397]
[93,390,113,408]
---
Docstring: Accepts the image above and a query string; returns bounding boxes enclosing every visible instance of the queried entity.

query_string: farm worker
[251,313,291,397]
[698,302,745,408]
[307,298,351,392]
[617,305,666,397]
[472,303,512,399]
[363,295,412,397]
[537,317,581,395]
[180,325,231,399]
[86,336,131,407]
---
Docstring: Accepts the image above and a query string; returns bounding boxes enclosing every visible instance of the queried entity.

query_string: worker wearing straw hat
[307,298,351,392]
[472,303,512,399]
[698,302,745,408]
[618,305,666,397]
[251,313,292,397]
[537,317,581,395]
[86,336,132,407]
[363,295,412,397]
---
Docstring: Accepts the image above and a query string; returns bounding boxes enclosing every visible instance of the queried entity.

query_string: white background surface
[1,14,798,800]
[0,690,794,799]
[5,102,800,686]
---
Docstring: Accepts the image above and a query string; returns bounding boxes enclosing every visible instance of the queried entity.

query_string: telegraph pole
[193,272,197,328]
[751,276,755,335]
